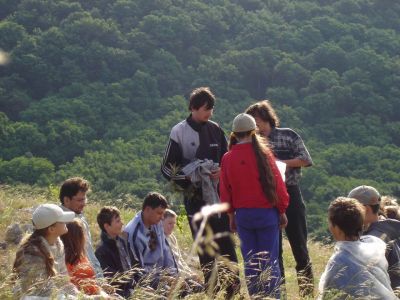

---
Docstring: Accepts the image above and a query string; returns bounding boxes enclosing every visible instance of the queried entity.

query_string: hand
[279,213,288,229]
[209,168,220,180]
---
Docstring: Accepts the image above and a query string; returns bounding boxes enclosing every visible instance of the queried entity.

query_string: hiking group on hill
[11,87,400,299]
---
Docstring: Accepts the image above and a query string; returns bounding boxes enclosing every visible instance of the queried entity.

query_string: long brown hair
[60,219,86,266]
[229,131,278,206]
[13,228,56,277]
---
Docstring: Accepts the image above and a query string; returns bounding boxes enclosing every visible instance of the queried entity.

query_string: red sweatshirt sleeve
[267,152,289,214]
[219,154,234,213]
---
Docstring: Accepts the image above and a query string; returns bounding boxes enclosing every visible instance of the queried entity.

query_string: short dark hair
[59,177,90,204]
[245,100,280,128]
[142,192,168,210]
[189,87,215,110]
[328,197,365,240]
[97,206,121,232]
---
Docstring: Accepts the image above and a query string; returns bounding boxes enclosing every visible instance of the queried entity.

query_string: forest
[0,0,399,240]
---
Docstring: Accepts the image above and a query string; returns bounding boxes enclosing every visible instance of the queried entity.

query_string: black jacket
[95,231,140,298]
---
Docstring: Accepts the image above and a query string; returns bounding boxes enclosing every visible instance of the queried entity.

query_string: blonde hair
[163,209,177,219]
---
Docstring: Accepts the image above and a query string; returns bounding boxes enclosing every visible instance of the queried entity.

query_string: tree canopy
[1,0,399,240]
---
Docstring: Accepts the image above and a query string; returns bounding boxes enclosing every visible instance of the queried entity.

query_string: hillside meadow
[0,184,332,299]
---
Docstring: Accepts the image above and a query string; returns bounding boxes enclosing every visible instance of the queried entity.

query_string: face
[105,215,124,237]
[50,222,68,237]
[163,216,177,236]
[363,205,374,225]
[191,103,213,123]
[144,206,166,225]
[63,191,87,214]
[253,116,271,136]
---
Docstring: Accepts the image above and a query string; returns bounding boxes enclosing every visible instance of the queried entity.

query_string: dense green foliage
[1,0,399,240]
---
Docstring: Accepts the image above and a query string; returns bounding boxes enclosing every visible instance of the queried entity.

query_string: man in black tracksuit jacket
[161,87,239,297]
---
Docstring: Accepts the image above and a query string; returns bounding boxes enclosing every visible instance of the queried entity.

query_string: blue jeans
[236,208,281,298]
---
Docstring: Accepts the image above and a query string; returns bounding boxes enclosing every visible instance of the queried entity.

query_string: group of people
[319,186,400,299]
[12,178,201,299]
[10,86,400,299]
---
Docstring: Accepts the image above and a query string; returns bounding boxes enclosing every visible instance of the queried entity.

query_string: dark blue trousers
[236,208,281,298]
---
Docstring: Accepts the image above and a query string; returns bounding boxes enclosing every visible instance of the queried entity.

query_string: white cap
[32,204,75,229]
[232,113,256,133]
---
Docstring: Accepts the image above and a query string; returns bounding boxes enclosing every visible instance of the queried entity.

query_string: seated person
[95,206,140,298]
[163,209,203,294]
[124,192,177,288]
[318,197,397,299]
[349,186,400,293]
[12,204,78,298]
[61,219,114,298]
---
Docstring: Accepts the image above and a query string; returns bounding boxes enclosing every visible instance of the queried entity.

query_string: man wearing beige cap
[349,185,400,294]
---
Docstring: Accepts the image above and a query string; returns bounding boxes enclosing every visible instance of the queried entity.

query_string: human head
[162,209,177,236]
[142,192,169,226]
[245,100,280,129]
[189,87,215,111]
[232,113,256,133]
[189,87,215,123]
[384,206,400,221]
[97,206,123,237]
[59,177,90,214]
[348,185,381,224]
[60,219,86,265]
[328,197,365,241]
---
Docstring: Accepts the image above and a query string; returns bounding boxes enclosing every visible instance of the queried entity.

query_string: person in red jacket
[220,113,289,298]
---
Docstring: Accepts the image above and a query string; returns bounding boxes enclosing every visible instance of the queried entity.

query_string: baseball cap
[348,185,381,205]
[32,204,75,229]
[232,113,256,133]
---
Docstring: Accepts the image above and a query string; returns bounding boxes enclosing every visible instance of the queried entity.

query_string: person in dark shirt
[95,206,140,298]
[348,185,400,296]
[161,87,239,297]
[246,100,314,297]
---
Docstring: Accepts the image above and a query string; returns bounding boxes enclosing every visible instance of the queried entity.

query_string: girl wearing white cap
[12,203,77,298]
[219,113,289,298]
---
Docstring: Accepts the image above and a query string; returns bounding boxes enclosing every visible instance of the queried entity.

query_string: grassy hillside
[0,185,332,299]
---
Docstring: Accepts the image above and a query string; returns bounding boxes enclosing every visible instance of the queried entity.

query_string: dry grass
[0,185,333,299]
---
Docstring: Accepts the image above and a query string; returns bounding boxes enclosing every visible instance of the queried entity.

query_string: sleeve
[67,261,101,295]
[15,254,54,296]
[268,152,289,214]
[95,247,119,278]
[219,154,234,213]
[161,138,191,188]
[291,131,313,166]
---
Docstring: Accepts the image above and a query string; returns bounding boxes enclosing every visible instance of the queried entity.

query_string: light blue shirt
[124,212,177,275]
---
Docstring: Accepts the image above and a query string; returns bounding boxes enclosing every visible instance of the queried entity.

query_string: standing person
[12,204,77,298]
[161,87,239,296]
[60,177,104,278]
[319,197,396,299]
[96,206,140,298]
[246,100,314,297]
[348,185,400,295]
[219,113,289,298]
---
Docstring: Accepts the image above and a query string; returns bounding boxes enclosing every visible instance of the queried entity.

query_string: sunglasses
[147,229,157,251]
